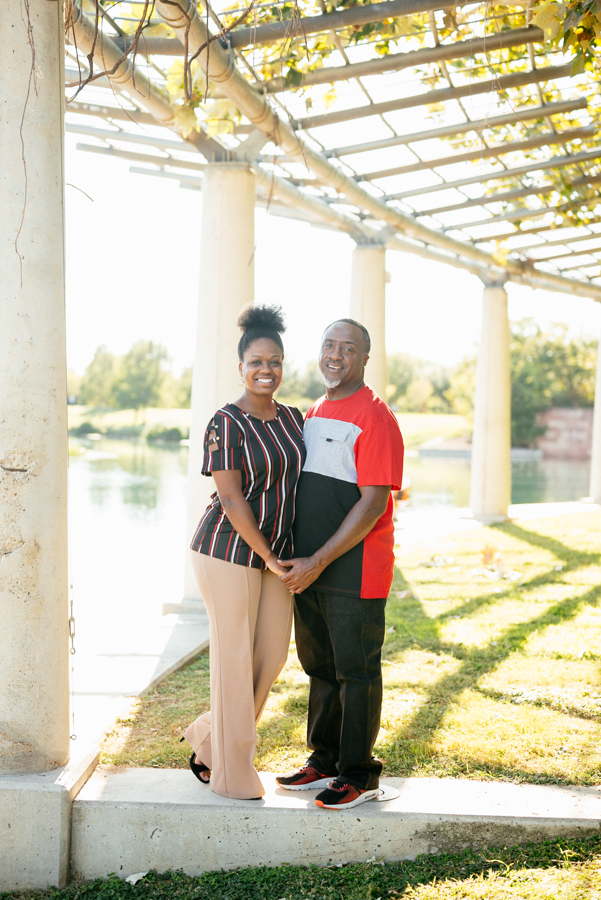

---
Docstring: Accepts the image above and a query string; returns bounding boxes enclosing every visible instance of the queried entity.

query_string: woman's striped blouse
[191,402,307,568]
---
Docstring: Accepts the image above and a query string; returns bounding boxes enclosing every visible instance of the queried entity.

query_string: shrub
[146,426,185,443]
[69,421,98,436]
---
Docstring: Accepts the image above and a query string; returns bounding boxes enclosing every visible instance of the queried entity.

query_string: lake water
[405,454,592,509]
[67,438,592,617]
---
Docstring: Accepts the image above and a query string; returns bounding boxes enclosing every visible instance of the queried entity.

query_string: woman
[183,305,306,800]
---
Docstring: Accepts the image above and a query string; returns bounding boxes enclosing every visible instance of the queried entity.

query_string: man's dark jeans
[294,588,386,791]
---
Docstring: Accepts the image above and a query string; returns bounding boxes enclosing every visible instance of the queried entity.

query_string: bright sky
[65,133,601,377]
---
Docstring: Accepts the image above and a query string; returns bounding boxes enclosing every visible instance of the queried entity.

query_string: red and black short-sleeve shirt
[293,386,404,599]
[191,402,306,569]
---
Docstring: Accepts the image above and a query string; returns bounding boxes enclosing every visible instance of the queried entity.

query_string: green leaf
[571,52,586,74]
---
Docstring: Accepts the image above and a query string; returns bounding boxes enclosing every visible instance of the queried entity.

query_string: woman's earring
[239,377,244,386]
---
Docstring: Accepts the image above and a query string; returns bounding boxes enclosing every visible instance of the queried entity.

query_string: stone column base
[0,748,99,891]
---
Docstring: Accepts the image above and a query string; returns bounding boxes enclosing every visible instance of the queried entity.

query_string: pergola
[2,0,601,825]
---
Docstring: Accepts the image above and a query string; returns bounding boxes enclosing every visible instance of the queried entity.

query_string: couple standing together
[183,304,404,810]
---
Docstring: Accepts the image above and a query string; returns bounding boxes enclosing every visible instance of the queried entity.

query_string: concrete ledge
[0,746,99,891]
[71,769,601,880]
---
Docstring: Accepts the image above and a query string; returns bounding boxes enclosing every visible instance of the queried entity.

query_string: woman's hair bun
[237,304,286,335]
[236,304,286,360]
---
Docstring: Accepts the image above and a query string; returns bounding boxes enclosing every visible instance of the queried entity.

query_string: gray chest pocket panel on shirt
[302,417,362,484]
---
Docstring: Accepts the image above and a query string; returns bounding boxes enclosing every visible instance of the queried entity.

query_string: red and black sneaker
[275,765,335,791]
[314,778,379,809]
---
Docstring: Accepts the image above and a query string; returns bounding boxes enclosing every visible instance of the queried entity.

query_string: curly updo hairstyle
[237,304,286,361]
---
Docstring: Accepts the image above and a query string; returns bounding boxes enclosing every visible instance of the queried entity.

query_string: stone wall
[536,408,594,460]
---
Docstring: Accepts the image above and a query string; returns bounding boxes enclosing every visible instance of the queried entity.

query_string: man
[277,319,404,809]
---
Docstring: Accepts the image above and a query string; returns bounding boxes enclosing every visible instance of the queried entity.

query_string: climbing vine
[532,0,601,73]
[66,1,601,240]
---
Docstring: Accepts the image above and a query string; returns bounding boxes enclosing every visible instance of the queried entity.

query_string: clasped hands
[266,554,323,594]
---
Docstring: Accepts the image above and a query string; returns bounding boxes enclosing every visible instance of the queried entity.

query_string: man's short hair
[323,318,371,353]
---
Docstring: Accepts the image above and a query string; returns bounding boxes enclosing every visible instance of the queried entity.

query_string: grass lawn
[67,407,471,450]
[67,406,192,435]
[100,510,601,785]
[394,412,471,450]
[3,835,601,899]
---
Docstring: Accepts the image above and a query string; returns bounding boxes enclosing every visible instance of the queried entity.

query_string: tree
[387,353,418,405]
[112,340,170,412]
[67,369,81,402]
[79,345,118,408]
[445,357,476,420]
[446,320,597,446]
[405,378,434,413]
[280,360,325,401]
[387,353,452,411]
[510,319,596,446]
[301,361,327,401]
[175,366,192,408]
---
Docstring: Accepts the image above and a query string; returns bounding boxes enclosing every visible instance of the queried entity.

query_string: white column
[590,326,601,503]
[469,281,511,521]
[0,0,69,772]
[350,243,388,401]
[183,163,255,600]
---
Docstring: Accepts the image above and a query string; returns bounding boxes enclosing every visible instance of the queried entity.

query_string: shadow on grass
[428,519,600,626]
[381,520,601,781]
[476,685,601,722]
[500,521,600,566]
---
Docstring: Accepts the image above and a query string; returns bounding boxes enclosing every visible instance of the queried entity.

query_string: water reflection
[404,455,591,508]
[404,457,471,509]
[71,438,592,520]
[511,459,591,504]
[75,438,189,518]
[68,438,190,618]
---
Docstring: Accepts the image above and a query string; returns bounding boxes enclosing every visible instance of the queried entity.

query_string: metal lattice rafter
[387,146,601,199]
[292,63,574,131]
[415,171,601,218]
[112,0,458,54]
[65,1,601,295]
[262,25,545,92]
[319,99,588,158]
[358,126,595,181]
[148,0,601,298]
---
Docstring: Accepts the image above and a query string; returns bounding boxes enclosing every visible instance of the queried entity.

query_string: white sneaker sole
[315,788,379,809]
[276,776,335,791]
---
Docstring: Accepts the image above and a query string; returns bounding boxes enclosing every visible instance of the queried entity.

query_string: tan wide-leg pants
[184,551,293,799]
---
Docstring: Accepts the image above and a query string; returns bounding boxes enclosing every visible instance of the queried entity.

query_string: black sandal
[189,751,211,784]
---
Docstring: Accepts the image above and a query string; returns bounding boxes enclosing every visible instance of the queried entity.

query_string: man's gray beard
[323,376,343,389]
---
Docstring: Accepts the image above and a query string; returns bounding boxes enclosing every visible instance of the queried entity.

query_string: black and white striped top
[191,402,306,568]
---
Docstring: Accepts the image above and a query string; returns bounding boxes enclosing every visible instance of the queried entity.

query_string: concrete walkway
[71,768,601,879]
[71,609,209,749]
